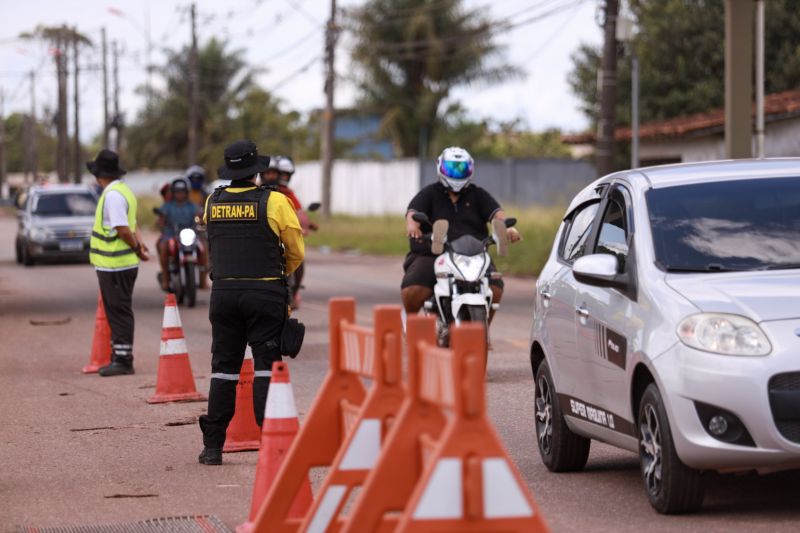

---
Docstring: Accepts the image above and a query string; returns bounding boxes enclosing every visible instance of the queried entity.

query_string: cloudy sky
[0,0,602,143]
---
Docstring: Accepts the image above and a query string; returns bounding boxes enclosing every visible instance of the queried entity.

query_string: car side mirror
[412,212,431,225]
[573,254,629,291]
[307,202,321,212]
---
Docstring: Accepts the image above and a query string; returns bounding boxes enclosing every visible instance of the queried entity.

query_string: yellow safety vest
[89,180,139,269]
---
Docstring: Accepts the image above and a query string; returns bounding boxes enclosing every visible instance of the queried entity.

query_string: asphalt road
[1,212,799,532]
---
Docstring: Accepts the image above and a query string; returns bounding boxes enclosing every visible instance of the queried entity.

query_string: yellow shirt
[204,186,305,278]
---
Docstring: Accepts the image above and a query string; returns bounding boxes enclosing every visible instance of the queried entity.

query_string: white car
[530,159,800,514]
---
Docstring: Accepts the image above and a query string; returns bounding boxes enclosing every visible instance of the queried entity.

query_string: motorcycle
[154,208,202,307]
[288,202,321,308]
[411,212,516,348]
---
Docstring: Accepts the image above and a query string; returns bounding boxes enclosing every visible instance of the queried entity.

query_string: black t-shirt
[407,182,501,255]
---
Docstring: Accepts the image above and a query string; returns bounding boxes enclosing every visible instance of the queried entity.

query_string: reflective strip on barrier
[305,484,348,533]
[339,418,382,471]
[341,328,375,376]
[162,305,182,328]
[160,338,188,356]
[210,372,240,381]
[253,370,273,378]
[420,349,455,408]
[482,458,534,519]
[412,458,463,519]
[265,382,297,419]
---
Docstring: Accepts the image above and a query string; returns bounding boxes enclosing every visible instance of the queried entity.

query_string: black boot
[98,357,134,377]
[198,447,223,465]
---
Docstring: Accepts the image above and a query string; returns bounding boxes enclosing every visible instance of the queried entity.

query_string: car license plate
[59,240,84,252]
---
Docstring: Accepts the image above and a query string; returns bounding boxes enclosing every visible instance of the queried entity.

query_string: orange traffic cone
[147,294,206,404]
[82,293,111,373]
[223,346,261,452]
[237,361,312,533]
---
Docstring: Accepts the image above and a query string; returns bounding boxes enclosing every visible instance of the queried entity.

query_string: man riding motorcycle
[259,155,317,308]
[156,178,207,292]
[185,165,208,209]
[402,147,520,322]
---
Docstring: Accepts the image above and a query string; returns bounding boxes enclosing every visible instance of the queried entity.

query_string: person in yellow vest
[87,149,150,377]
[197,140,304,465]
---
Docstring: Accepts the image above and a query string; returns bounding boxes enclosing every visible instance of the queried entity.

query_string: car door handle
[575,305,589,318]
[540,290,552,301]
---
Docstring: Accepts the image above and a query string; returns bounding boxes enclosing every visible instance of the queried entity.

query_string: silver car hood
[666,270,800,322]
[32,215,95,228]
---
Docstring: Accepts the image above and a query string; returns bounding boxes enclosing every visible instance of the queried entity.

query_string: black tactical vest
[206,186,284,280]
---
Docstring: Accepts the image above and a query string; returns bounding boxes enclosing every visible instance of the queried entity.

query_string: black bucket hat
[86,149,127,178]
[218,140,269,181]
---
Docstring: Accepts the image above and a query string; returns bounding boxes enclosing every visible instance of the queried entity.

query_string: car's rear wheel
[535,359,590,472]
[638,384,704,514]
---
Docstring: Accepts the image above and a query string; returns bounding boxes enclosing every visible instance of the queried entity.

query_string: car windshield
[647,177,800,271]
[32,192,96,216]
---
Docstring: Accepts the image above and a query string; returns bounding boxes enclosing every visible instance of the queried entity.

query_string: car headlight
[677,313,771,356]
[179,228,197,247]
[29,227,54,242]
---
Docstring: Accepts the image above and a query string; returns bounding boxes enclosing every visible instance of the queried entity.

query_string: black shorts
[401,253,504,290]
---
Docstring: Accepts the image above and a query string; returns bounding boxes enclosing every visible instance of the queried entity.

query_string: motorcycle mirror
[307,202,321,212]
[504,217,517,228]
[412,212,431,225]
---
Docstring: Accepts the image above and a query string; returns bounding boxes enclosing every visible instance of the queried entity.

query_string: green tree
[569,0,800,127]
[2,113,58,173]
[348,0,517,157]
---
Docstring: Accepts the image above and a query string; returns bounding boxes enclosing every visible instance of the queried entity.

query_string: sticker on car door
[596,323,627,370]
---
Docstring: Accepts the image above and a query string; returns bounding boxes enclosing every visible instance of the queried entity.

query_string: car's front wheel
[21,241,34,267]
[15,238,23,264]
[535,359,591,471]
[638,383,704,514]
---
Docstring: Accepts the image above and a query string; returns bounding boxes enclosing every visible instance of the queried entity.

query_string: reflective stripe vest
[89,180,139,269]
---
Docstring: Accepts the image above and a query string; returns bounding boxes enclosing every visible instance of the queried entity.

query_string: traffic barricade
[250,298,370,533]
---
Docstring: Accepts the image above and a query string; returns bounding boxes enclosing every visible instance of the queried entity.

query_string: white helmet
[436,146,474,192]
[277,156,295,175]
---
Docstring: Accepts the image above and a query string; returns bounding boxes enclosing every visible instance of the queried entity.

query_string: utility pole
[187,2,200,165]
[73,28,81,183]
[102,27,109,148]
[56,26,69,182]
[596,0,619,177]
[112,40,121,153]
[755,0,765,158]
[29,71,37,182]
[320,0,337,220]
[0,89,7,200]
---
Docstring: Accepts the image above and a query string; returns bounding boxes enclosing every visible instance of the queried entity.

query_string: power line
[261,24,323,63]
[269,54,321,90]
[283,0,322,26]
[522,0,584,65]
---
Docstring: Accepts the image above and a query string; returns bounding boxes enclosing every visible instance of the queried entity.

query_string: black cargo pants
[199,280,286,449]
[96,268,138,364]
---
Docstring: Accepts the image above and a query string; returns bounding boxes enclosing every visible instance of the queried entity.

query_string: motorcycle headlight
[677,313,771,356]
[179,228,197,247]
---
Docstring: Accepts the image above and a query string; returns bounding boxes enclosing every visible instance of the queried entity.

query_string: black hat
[258,155,272,171]
[217,140,269,181]
[86,149,126,178]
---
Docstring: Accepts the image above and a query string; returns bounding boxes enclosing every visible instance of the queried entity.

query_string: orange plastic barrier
[147,293,206,404]
[238,361,312,533]
[298,304,404,533]
[82,292,111,373]
[250,298,368,533]
[224,351,261,452]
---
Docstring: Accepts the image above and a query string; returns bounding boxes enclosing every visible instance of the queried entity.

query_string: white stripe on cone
[412,458,463,519]
[160,338,188,356]
[339,418,381,471]
[482,458,534,518]
[305,485,347,533]
[264,382,298,419]
[162,305,182,328]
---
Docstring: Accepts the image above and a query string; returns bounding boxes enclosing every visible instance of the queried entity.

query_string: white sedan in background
[529,159,800,514]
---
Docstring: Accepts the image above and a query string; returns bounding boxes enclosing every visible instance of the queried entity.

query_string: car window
[596,195,629,270]
[561,202,600,263]
[32,193,96,216]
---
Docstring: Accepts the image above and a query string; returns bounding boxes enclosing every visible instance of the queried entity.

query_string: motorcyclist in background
[259,155,318,308]
[185,165,208,209]
[402,146,521,322]
[156,178,207,292]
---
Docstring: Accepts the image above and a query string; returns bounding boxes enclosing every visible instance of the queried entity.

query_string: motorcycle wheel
[184,263,197,308]
[458,305,490,360]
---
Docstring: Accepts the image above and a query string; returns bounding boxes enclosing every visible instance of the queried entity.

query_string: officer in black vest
[198,140,305,465]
